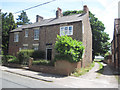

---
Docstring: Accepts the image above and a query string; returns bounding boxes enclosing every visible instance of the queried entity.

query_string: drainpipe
[117,34,120,71]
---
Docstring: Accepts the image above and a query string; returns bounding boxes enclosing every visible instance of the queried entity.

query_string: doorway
[46,48,52,60]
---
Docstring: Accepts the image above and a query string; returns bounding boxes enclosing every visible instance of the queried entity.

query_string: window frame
[25,29,28,37]
[34,28,39,40]
[33,44,39,50]
[60,25,73,36]
[14,32,19,42]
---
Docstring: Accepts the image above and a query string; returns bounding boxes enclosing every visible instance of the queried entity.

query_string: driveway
[53,62,118,88]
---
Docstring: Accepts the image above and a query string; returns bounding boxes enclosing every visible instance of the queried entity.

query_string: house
[9,5,92,67]
[111,18,120,71]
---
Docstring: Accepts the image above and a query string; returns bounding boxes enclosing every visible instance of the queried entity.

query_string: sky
[0,0,119,42]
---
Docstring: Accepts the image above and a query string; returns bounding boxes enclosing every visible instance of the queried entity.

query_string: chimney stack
[83,5,89,14]
[56,7,63,18]
[36,15,43,22]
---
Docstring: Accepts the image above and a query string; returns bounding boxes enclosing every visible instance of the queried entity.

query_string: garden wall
[29,60,82,75]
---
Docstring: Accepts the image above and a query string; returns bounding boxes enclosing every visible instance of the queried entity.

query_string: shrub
[32,59,54,66]
[18,49,34,57]
[17,51,29,65]
[104,52,111,60]
[8,56,19,64]
[54,54,73,63]
[55,35,85,62]
[17,50,34,65]
[2,55,16,64]
[32,50,45,59]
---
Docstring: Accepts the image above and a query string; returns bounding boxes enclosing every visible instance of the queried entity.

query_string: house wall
[39,21,83,60]
[9,21,83,60]
[9,31,22,56]
[111,19,120,71]
[82,13,92,67]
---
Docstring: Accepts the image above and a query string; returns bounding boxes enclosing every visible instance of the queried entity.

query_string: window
[25,29,28,37]
[33,44,39,50]
[34,28,39,40]
[60,26,73,36]
[14,32,19,42]
[23,44,28,49]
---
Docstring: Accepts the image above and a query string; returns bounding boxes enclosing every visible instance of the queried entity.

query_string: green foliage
[72,61,95,77]
[2,55,17,64]
[2,12,17,55]
[32,60,54,66]
[16,10,30,25]
[104,52,111,60]
[63,10,110,59]
[55,35,84,62]
[32,50,45,59]
[17,50,34,64]
[54,54,73,63]
[8,56,19,64]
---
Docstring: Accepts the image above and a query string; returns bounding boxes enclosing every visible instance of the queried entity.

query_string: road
[0,70,67,88]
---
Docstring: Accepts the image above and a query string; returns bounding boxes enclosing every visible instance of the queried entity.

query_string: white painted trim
[33,44,39,46]
[60,25,73,36]
[23,44,28,46]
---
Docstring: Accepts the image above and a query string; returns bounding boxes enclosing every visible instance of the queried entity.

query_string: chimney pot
[36,15,43,22]
[83,5,89,13]
[56,7,63,18]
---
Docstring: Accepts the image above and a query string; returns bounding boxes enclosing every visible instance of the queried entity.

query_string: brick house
[9,5,92,67]
[111,18,120,70]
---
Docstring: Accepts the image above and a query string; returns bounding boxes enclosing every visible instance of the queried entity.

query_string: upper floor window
[14,32,19,42]
[34,28,39,40]
[60,26,73,36]
[25,29,28,37]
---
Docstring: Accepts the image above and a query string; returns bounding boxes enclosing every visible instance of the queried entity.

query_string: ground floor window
[23,44,28,49]
[33,44,39,50]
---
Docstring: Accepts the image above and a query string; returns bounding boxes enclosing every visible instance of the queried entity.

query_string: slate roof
[10,13,85,32]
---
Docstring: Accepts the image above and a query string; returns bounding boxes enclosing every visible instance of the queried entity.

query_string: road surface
[0,70,67,88]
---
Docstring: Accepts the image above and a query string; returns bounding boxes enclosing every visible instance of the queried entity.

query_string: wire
[14,0,56,14]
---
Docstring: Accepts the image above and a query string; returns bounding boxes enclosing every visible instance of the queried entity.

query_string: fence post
[29,57,33,67]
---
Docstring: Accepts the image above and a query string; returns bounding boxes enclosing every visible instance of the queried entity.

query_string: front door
[47,49,52,60]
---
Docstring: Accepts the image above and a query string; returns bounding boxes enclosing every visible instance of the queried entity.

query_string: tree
[2,12,17,55]
[63,10,110,59]
[16,10,30,25]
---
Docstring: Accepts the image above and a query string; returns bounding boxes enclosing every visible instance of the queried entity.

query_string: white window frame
[25,29,28,37]
[34,28,39,40]
[14,32,19,42]
[60,25,73,36]
[33,44,39,50]
[23,44,28,49]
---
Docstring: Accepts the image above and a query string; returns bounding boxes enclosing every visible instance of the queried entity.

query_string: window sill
[34,39,39,40]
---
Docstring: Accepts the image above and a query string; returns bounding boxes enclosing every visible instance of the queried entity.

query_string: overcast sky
[0,0,119,42]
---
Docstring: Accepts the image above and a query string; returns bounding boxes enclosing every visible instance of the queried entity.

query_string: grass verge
[72,61,95,77]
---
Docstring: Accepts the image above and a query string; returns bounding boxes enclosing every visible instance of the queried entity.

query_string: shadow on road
[37,73,67,78]
[96,62,120,76]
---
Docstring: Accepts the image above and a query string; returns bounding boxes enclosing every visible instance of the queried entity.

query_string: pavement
[0,62,119,88]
